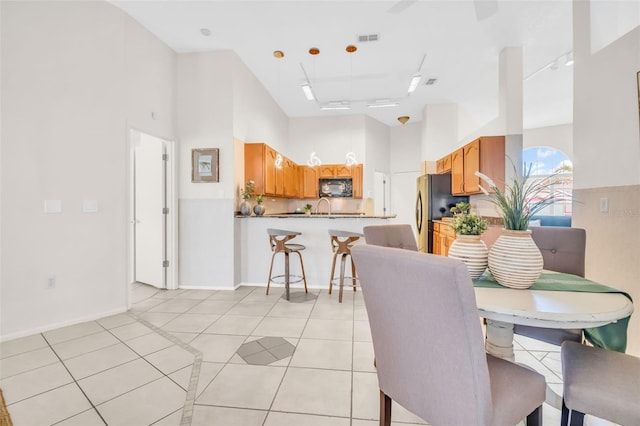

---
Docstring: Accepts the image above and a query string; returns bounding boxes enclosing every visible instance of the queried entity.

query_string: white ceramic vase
[488,229,543,289]
[448,235,488,279]
[240,200,252,216]
[253,203,265,216]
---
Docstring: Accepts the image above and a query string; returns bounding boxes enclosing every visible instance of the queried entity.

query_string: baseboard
[0,306,128,343]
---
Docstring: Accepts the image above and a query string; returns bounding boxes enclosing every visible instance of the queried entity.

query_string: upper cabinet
[245,145,363,199]
[245,143,288,197]
[451,136,505,195]
[301,166,318,198]
[436,154,452,174]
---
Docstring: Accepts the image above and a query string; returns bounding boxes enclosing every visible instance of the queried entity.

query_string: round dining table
[474,284,633,408]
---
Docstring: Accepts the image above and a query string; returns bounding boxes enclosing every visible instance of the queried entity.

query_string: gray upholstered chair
[561,340,640,426]
[513,226,586,346]
[362,224,418,251]
[351,245,545,426]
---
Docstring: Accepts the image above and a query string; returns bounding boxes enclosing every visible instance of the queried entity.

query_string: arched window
[522,147,573,217]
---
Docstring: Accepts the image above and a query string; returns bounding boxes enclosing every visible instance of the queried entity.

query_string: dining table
[473,270,634,409]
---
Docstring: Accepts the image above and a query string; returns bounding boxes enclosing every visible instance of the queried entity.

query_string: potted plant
[475,160,567,288]
[304,203,312,216]
[447,210,490,279]
[253,194,265,216]
[239,180,255,216]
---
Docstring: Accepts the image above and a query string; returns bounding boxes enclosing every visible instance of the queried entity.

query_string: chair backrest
[530,226,586,277]
[362,224,418,251]
[351,245,492,425]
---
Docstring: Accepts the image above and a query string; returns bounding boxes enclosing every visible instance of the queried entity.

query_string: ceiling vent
[425,78,437,85]
[357,34,379,42]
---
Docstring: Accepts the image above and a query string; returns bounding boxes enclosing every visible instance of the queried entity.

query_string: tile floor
[0,283,615,426]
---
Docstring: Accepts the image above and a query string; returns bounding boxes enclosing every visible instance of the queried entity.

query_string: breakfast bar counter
[236,214,397,290]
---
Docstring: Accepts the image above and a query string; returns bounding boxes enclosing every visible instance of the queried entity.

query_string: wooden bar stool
[328,229,363,303]
[266,228,308,301]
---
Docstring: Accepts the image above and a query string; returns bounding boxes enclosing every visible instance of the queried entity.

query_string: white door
[134,132,166,288]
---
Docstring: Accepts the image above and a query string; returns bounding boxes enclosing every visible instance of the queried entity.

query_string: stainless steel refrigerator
[416,174,469,253]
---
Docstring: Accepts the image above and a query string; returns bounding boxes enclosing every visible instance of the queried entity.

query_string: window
[523,147,573,217]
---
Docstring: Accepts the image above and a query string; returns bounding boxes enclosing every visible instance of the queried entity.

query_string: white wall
[0,1,177,340]
[364,116,391,200]
[574,14,640,189]
[288,115,366,165]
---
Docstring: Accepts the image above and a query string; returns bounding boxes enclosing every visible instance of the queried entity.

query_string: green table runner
[473,271,633,352]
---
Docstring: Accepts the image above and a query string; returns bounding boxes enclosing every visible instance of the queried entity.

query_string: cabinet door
[335,165,352,177]
[352,164,363,199]
[264,146,278,196]
[275,155,285,196]
[436,155,452,174]
[283,158,298,197]
[244,143,266,195]
[463,140,481,194]
[318,165,336,177]
[302,166,318,198]
[451,148,465,195]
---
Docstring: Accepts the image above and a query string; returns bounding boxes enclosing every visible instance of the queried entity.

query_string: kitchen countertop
[236,213,396,219]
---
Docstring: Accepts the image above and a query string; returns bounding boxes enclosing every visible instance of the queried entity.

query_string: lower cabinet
[433,221,455,257]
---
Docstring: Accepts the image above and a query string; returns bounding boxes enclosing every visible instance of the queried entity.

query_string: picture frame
[192,148,219,183]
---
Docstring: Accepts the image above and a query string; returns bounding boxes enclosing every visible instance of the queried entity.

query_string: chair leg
[339,253,347,303]
[284,252,290,301]
[569,410,585,426]
[295,251,308,293]
[525,405,542,426]
[561,399,585,426]
[350,254,357,292]
[380,389,391,426]
[328,251,339,295]
[266,252,277,295]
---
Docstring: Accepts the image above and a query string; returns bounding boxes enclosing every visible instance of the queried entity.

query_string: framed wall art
[192,148,219,183]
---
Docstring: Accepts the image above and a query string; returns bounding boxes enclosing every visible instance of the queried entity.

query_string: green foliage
[255,194,264,204]
[449,213,489,235]
[304,204,313,211]
[475,159,567,231]
[450,202,471,215]
[241,180,255,200]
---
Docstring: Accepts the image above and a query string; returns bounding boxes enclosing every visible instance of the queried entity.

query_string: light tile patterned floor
[0,283,617,425]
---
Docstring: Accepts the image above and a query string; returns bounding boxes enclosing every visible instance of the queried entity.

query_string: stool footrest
[270,274,305,285]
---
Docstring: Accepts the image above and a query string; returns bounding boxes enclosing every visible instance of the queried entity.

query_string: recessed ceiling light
[200,28,211,37]
[273,50,285,58]
[309,47,320,55]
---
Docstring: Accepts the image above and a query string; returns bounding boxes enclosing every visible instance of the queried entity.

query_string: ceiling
[110,0,574,129]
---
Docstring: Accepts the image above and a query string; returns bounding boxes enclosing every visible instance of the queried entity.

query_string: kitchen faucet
[315,197,331,215]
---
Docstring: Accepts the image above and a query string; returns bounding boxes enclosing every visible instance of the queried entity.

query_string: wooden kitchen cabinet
[436,154,452,174]
[352,164,363,199]
[244,143,285,197]
[451,136,505,195]
[301,166,318,198]
[433,221,455,256]
[451,148,465,195]
[283,157,298,197]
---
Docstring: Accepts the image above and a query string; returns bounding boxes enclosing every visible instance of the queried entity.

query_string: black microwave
[319,178,353,198]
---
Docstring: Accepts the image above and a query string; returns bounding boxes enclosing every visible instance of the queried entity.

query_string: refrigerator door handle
[416,191,423,234]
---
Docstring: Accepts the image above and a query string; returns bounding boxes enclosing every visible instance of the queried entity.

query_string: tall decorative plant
[475,160,566,230]
[474,158,569,289]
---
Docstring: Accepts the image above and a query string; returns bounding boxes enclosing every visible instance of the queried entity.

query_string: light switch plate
[44,200,62,213]
[599,197,609,213]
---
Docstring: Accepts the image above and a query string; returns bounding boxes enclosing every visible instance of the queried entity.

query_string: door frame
[127,127,178,298]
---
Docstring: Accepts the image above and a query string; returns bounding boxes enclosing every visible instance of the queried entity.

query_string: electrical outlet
[47,276,56,289]
[600,197,609,213]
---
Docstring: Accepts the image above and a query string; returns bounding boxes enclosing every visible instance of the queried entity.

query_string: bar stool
[328,229,364,303]
[266,228,308,301]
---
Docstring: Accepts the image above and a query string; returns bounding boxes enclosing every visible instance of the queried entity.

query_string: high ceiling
[110,0,574,129]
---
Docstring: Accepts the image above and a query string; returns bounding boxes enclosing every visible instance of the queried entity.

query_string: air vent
[357,34,379,42]
[425,78,437,85]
